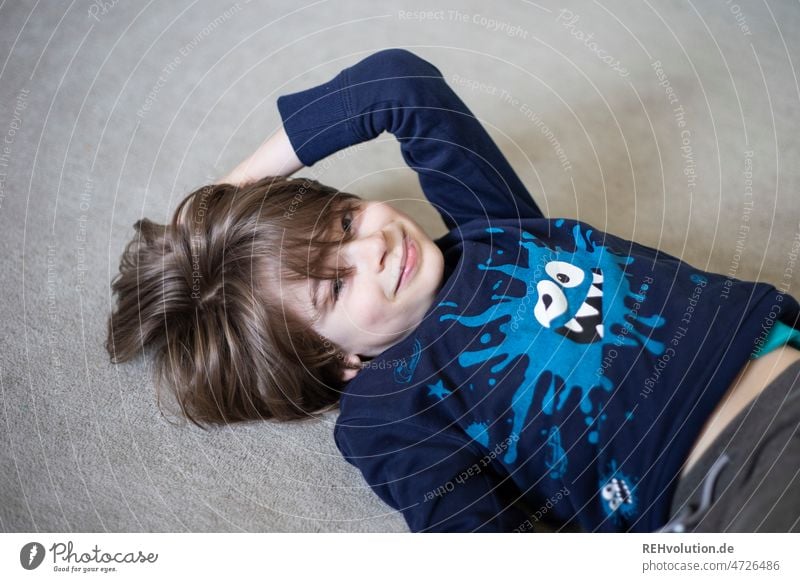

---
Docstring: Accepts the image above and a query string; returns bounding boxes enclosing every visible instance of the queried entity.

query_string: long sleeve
[277,48,544,230]
[334,419,531,532]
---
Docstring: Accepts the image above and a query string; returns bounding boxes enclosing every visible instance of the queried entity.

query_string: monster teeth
[619,480,631,502]
[575,301,600,318]
[553,267,605,344]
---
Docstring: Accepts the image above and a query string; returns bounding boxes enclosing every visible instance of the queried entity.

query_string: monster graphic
[599,460,638,522]
[395,339,422,383]
[438,220,667,465]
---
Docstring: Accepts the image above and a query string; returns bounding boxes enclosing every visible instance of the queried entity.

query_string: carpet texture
[1,0,799,532]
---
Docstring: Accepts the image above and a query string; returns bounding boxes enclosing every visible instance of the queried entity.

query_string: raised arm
[276,48,544,229]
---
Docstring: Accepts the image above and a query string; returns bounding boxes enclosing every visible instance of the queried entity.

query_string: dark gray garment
[660,358,800,532]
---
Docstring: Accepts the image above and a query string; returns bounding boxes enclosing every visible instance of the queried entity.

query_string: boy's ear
[340,353,364,382]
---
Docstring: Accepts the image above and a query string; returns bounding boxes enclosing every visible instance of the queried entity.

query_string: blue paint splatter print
[544,426,567,479]
[438,222,667,464]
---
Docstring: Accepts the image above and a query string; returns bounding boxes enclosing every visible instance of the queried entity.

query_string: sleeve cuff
[276,67,358,168]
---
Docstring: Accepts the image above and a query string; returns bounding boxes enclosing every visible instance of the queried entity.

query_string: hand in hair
[216,125,303,187]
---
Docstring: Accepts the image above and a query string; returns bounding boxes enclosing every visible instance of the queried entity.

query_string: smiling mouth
[553,267,604,343]
[395,232,408,294]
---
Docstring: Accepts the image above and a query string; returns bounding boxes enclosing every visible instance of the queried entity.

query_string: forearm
[216,125,303,186]
[276,48,543,227]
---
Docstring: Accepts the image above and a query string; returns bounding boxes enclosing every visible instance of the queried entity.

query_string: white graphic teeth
[596,324,604,339]
[587,283,602,298]
[564,318,583,333]
[592,271,604,283]
[575,301,600,318]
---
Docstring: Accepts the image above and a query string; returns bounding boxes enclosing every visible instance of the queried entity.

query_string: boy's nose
[350,230,388,272]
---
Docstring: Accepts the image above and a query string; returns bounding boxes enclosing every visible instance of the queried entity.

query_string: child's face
[285,200,444,380]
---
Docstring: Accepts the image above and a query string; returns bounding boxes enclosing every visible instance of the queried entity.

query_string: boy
[109,49,800,532]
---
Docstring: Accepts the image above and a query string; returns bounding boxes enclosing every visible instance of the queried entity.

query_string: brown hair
[105,175,362,427]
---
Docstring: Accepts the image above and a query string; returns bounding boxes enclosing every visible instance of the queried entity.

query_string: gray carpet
[1,0,799,532]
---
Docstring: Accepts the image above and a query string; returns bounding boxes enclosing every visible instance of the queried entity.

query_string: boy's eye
[331,210,354,304]
[341,212,353,233]
[332,277,344,302]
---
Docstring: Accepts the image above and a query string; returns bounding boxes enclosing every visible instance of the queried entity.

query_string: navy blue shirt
[277,49,800,532]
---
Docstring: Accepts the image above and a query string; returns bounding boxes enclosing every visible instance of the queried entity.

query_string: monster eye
[534,280,568,328]
[545,261,584,288]
[601,482,622,511]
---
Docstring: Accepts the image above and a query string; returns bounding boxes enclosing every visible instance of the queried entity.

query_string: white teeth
[587,283,602,298]
[592,271,604,283]
[564,318,583,333]
[596,324,604,339]
[575,301,599,318]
